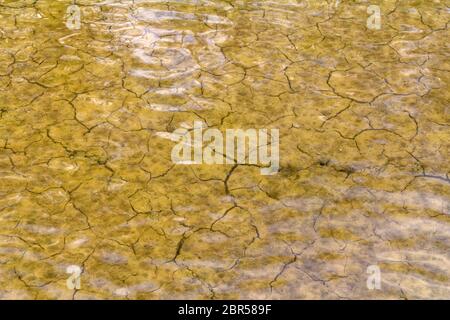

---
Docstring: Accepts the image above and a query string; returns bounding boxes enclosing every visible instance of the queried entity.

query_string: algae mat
[0,0,449,299]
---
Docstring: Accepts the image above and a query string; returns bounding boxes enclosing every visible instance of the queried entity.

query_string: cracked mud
[0,0,449,299]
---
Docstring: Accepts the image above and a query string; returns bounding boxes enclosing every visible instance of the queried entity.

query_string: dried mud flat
[0,0,449,299]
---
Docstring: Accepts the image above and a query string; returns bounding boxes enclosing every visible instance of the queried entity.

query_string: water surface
[0,0,449,299]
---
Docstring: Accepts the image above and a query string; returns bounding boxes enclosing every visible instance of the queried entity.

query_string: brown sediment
[0,0,448,299]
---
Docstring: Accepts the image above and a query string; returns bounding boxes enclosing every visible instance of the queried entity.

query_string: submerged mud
[0,0,449,299]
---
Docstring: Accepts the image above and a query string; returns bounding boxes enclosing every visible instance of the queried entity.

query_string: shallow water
[0,0,449,299]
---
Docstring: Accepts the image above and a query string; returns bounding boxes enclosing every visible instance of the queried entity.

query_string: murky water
[0,0,449,299]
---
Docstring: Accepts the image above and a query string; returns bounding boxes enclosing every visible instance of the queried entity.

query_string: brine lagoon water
[0,0,449,299]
